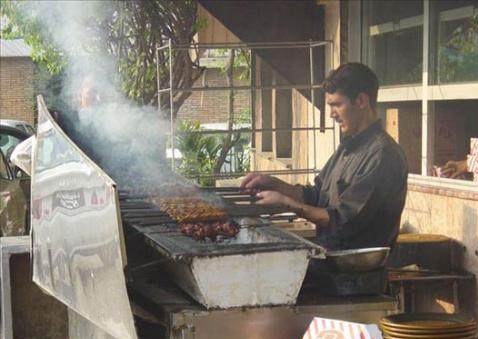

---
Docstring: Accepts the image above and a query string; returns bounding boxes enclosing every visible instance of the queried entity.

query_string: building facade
[0,39,35,126]
[197,0,478,318]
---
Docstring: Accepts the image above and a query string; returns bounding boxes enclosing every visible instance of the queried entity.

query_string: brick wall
[177,67,250,124]
[0,57,35,125]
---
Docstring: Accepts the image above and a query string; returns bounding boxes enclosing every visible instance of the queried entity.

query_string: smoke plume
[17,1,191,193]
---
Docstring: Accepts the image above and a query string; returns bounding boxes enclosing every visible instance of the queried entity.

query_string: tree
[439,13,478,83]
[175,49,252,185]
[0,0,204,119]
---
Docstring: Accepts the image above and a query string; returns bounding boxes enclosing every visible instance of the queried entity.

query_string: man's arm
[256,148,406,233]
[441,159,468,178]
[255,190,330,226]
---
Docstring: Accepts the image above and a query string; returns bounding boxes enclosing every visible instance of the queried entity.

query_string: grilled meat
[179,221,239,241]
[153,197,227,223]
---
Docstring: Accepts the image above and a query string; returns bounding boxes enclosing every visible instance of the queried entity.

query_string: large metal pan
[324,247,390,272]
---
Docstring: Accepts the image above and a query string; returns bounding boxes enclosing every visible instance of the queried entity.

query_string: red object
[91,191,98,205]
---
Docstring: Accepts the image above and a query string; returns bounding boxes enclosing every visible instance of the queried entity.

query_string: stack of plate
[380,313,477,339]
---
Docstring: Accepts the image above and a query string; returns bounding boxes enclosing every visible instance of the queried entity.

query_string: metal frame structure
[157,40,335,180]
[0,236,30,339]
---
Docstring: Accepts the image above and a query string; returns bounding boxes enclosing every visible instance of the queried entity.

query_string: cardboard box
[467,154,478,174]
[434,111,467,166]
[302,317,383,339]
[385,106,421,174]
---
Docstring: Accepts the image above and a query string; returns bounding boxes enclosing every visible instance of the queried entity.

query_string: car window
[26,125,36,135]
[15,124,28,134]
[0,133,23,160]
[0,152,10,180]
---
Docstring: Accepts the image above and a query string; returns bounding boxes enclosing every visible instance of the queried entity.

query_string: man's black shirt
[303,120,408,250]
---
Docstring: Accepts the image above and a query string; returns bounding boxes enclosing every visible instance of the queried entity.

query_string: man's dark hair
[323,63,379,109]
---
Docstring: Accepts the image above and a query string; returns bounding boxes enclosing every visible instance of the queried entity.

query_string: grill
[118,187,324,309]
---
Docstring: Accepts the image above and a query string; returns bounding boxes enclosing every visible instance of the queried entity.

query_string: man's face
[326,91,365,137]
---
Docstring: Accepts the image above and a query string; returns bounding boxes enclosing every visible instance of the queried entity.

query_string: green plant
[175,120,251,186]
[176,120,221,186]
[0,0,203,114]
[438,14,478,83]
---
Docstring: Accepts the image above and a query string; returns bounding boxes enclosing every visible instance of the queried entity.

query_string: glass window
[0,133,23,161]
[433,0,478,84]
[363,0,423,86]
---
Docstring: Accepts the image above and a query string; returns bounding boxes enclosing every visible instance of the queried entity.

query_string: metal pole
[250,50,256,149]
[330,42,337,151]
[165,84,323,92]
[421,0,433,175]
[156,44,161,113]
[169,40,333,50]
[188,168,320,179]
[157,44,170,51]
[169,39,175,170]
[177,126,335,134]
[309,40,317,171]
[158,88,172,94]
[157,39,335,180]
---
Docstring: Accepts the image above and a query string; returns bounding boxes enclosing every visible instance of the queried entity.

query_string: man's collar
[341,119,383,151]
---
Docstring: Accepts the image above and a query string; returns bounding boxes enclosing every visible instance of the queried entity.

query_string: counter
[129,268,398,339]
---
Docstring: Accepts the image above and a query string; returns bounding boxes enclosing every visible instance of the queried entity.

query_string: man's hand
[240,173,304,202]
[441,160,468,179]
[255,190,290,205]
[255,190,330,227]
[240,173,282,193]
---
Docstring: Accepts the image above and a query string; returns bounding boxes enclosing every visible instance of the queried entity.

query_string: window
[0,133,23,161]
[361,0,478,182]
[433,0,478,84]
[363,0,423,86]
[433,100,478,171]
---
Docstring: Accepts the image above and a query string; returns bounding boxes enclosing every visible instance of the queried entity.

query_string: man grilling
[241,63,408,250]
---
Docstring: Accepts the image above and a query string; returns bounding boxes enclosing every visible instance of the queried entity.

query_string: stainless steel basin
[324,247,390,272]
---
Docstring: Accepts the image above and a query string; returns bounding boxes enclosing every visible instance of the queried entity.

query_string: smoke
[18,1,191,193]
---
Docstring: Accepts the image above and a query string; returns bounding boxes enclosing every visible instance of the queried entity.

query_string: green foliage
[176,120,250,186]
[439,14,478,83]
[1,1,66,74]
[0,0,203,109]
[176,120,221,186]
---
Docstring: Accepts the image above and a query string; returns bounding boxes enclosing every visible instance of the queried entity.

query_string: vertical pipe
[331,42,337,151]
[421,0,433,175]
[309,40,317,170]
[250,50,256,150]
[156,44,161,114]
[169,39,175,170]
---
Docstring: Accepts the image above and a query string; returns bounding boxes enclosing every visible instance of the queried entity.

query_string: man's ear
[355,92,370,109]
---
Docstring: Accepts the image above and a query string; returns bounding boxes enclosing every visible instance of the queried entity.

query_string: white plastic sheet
[31,96,136,339]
